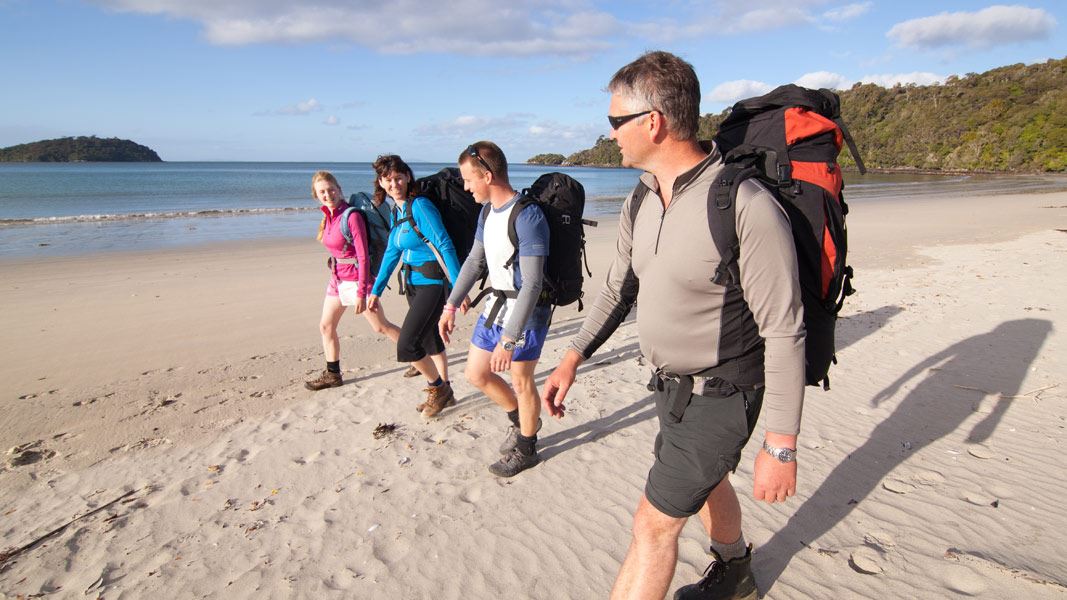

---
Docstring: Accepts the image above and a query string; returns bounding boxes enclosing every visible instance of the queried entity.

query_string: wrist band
[443,304,457,313]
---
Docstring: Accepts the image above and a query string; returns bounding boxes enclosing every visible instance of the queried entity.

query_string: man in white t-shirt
[439,141,550,477]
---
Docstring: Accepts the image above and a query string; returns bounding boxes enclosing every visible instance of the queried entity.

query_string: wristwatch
[501,340,516,351]
[762,440,797,463]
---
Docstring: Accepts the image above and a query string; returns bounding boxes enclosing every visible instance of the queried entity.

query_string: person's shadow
[754,318,1053,594]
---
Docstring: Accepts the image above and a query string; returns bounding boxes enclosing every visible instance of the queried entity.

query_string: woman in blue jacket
[368,155,462,418]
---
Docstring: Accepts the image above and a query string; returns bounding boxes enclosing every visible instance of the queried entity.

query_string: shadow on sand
[755,318,1053,595]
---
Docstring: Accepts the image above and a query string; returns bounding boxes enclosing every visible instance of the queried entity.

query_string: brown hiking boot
[403,365,420,378]
[304,369,342,391]
[420,382,456,418]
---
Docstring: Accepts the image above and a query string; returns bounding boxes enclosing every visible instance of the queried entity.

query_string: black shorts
[645,375,764,518]
[397,283,446,362]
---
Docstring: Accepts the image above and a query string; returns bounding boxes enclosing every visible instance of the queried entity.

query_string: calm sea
[1,162,1065,258]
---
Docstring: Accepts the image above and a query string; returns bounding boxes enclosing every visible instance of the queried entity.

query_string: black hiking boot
[673,545,757,600]
[488,447,540,477]
[304,369,342,391]
[498,418,543,454]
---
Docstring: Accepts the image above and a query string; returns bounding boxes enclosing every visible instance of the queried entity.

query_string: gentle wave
[0,206,317,226]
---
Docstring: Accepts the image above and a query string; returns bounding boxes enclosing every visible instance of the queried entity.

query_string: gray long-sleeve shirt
[569,148,806,435]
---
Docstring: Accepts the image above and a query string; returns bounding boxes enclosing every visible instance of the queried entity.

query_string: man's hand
[439,311,456,344]
[367,294,380,311]
[352,296,366,314]
[540,349,583,418]
[490,339,514,372]
[752,432,798,503]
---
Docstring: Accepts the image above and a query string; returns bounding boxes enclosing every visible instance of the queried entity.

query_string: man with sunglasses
[542,51,806,599]
[439,141,551,477]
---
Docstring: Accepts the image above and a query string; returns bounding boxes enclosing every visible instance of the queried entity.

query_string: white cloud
[823,2,872,22]
[324,115,339,126]
[256,97,321,116]
[708,80,774,104]
[858,72,946,87]
[887,5,1056,49]
[629,0,830,40]
[90,0,618,57]
[794,71,852,90]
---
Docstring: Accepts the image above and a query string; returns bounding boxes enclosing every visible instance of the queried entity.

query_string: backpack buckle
[776,163,793,187]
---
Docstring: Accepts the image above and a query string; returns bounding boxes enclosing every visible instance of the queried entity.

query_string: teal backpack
[340,192,392,277]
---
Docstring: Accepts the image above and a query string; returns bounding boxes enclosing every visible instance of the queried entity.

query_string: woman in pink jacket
[305,170,398,390]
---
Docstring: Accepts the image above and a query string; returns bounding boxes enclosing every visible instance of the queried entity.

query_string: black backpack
[474,173,595,323]
[412,167,481,264]
[630,84,865,389]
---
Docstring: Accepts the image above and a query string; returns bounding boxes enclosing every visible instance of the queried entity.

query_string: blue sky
[1,1,1063,162]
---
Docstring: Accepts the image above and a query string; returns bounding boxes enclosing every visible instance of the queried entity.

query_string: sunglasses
[465,145,493,174]
[607,110,653,130]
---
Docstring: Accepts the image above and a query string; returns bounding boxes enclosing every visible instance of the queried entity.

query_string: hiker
[438,141,550,477]
[368,154,462,417]
[541,51,806,600]
[305,170,375,391]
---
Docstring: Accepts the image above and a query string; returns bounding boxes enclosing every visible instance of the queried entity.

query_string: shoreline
[1,188,1065,598]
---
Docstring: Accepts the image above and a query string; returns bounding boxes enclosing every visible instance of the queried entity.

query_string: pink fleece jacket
[320,202,371,297]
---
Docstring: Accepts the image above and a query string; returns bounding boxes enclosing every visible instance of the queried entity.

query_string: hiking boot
[420,382,456,418]
[673,545,757,600]
[304,369,342,391]
[488,447,541,477]
[498,418,543,454]
[403,365,420,378]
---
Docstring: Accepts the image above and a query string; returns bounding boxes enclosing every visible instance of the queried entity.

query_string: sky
[1,1,1064,162]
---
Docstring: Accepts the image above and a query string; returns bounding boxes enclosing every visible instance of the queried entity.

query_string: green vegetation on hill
[0,136,162,162]
[564,136,622,167]
[566,57,1067,173]
[526,153,566,165]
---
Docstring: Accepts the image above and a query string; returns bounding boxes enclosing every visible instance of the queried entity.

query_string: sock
[326,361,340,374]
[507,409,521,428]
[516,433,537,456]
[428,377,443,387]
[710,532,748,561]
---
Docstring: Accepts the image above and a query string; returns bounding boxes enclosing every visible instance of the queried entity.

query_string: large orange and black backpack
[630,84,865,389]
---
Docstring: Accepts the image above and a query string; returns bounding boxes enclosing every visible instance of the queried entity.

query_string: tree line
[533,57,1066,173]
[0,136,163,162]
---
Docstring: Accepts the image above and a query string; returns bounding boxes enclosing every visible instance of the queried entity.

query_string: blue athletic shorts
[470,314,549,362]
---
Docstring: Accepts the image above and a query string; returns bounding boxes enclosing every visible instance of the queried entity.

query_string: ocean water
[1,162,1065,258]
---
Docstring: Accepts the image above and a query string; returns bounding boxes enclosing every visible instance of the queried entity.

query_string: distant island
[534,57,1066,173]
[0,136,162,162]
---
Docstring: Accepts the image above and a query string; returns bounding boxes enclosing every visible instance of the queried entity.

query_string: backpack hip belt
[398,261,446,296]
[647,347,765,423]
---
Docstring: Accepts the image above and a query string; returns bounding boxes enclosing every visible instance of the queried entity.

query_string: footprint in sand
[6,440,56,467]
[881,478,916,494]
[912,470,946,486]
[848,546,886,575]
[967,444,996,459]
[939,563,988,595]
[459,484,484,504]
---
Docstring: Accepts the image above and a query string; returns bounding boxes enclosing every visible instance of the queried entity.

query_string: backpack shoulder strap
[503,196,539,269]
[627,181,651,233]
[708,162,761,287]
[339,206,358,246]
[396,199,431,245]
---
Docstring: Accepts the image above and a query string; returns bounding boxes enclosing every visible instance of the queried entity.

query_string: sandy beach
[2,189,1066,599]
